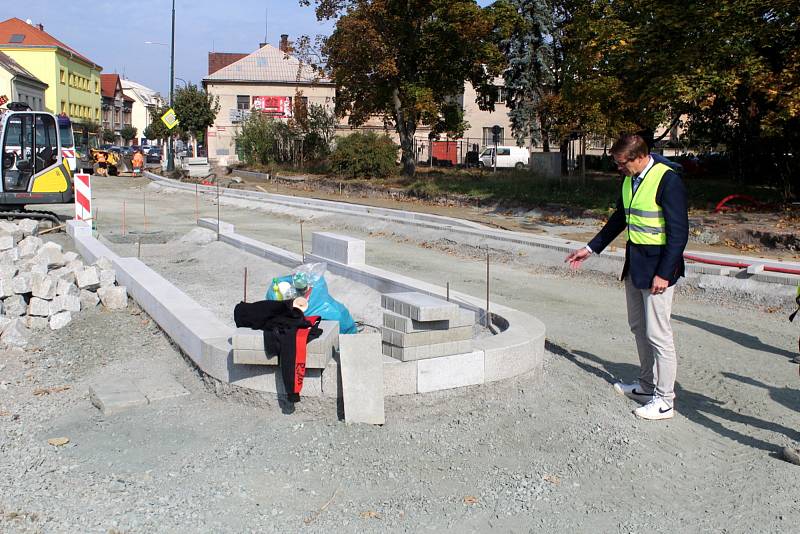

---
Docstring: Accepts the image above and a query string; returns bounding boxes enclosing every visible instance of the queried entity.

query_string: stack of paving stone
[0,219,128,349]
[380,292,475,361]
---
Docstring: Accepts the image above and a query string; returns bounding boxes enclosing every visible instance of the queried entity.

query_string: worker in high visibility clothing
[566,134,688,421]
[132,149,144,176]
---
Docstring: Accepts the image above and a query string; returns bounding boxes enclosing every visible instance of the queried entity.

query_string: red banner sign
[251,96,292,118]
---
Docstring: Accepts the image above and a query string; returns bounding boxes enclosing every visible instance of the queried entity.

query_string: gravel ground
[1,176,798,533]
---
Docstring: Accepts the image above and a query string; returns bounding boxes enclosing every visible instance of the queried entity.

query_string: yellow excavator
[0,102,74,224]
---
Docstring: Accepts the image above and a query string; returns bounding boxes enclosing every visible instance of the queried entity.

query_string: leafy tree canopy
[303,0,508,176]
[172,82,220,139]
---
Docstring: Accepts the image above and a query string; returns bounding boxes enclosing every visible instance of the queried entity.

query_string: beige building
[203,36,335,165]
[0,50,47,110]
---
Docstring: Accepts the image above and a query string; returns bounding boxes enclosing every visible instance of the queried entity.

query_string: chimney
[279,34,289,53]
[37,23,44,31]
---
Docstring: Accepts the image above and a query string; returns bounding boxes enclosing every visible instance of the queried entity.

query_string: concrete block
[66,220,92,238]
[76,267,101,290]
[134,375,190,402]
[89,379,148,415]
[17,236,42,258]
[381,292,459,322]
[232,321,338,369]
[36,247,64,269]
[382,339,473,361]
[383,355,417,396]
[32,274,57,300]
[417,350,485,393]
[99,269,116,288]
[63,251,79,263]
[49,311,72,330]
[321,358,342,398]
[233,348,278,366]
[0,221,22,240]
[17,219,39,237]
[3,295,26,316]
[49,267,76,283]
[382,325,473,347]
[0,316,11,334]
[28,297,52,317]
[746,263,765,275]
[56,279,79,297]
[80,289,100,308]
[97,286,128,310]
[25,316,48,330]
[382,308,474,333]
[26,260,48,275]
[0,277,14,298]
[12,272,33,294]
[311,232,366,265]
[339,333,384,425]
[59,295,81,313]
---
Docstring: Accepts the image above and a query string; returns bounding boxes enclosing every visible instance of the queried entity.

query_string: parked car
[146,147,162,164]
[479,146,529,169]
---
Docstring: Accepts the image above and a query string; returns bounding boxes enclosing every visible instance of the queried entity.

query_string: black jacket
[234,300,322,402]
[588,169,689,290]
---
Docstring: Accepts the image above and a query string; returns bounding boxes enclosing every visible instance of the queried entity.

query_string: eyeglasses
[612,157,632,167]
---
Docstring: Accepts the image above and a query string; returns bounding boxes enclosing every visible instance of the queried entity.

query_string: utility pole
[167,0,176,172]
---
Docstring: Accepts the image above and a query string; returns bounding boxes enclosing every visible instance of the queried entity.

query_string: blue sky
[2,0,494,97]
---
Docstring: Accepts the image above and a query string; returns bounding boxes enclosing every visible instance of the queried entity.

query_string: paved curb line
[144,171,800,286]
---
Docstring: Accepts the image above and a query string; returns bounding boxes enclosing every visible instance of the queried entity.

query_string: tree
[303,0,507,177]
[172,82,220,155]
[120,125,137,144]
[101,129,116,143]
[143,105,172,142]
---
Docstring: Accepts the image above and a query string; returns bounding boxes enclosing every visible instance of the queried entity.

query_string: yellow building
[0,17,101,123]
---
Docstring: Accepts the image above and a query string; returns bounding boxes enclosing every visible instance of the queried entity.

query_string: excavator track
[0,209,64,227]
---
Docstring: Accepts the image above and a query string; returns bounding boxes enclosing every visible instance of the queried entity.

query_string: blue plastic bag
[266,274,357,334]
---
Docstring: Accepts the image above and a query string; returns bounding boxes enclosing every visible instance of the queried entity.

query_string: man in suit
[565,134,688,420]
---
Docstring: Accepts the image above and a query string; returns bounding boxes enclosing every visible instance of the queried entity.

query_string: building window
[60,69,66,84]
[61,101,66,113]
[95,81,99,93]
[495,86,506,104]
[236,95,249,111]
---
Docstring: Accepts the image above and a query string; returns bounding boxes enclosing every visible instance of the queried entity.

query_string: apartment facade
[0,50,47,110]
[0,17,101,123]
[120,77,162,145]
[100,73,133,143]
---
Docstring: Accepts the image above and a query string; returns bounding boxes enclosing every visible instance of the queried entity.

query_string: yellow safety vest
[621,162,671,245]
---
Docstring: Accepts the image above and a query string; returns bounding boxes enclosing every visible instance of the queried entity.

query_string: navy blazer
[588,169,689,290]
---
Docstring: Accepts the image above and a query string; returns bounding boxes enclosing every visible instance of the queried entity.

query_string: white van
[479,146,529,169]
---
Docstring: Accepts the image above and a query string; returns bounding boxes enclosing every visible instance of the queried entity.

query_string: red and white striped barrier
[74,173,92,221]
[61,148,75,160]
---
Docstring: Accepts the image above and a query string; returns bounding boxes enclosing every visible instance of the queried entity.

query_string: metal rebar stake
[485,246,490,328]
[216,182,220,240]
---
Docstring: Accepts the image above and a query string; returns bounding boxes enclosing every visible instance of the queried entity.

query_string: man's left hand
[651,275,669,295]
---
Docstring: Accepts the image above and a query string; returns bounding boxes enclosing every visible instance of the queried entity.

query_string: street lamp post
[167,0,176,173]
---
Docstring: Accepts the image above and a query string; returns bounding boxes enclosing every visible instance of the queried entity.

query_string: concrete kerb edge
[144,171,800,287]
[211,222,546,393]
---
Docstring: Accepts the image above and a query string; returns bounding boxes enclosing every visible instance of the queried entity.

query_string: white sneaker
[613,381,655,403]
[634,397,675,420]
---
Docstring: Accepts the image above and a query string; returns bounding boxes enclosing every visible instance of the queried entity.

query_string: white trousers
[624,276,677,404]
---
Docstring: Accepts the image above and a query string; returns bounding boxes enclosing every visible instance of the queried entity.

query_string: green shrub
[330,132,398,179]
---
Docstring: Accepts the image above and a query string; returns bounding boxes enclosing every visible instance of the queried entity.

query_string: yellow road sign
[161,108,179,130]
